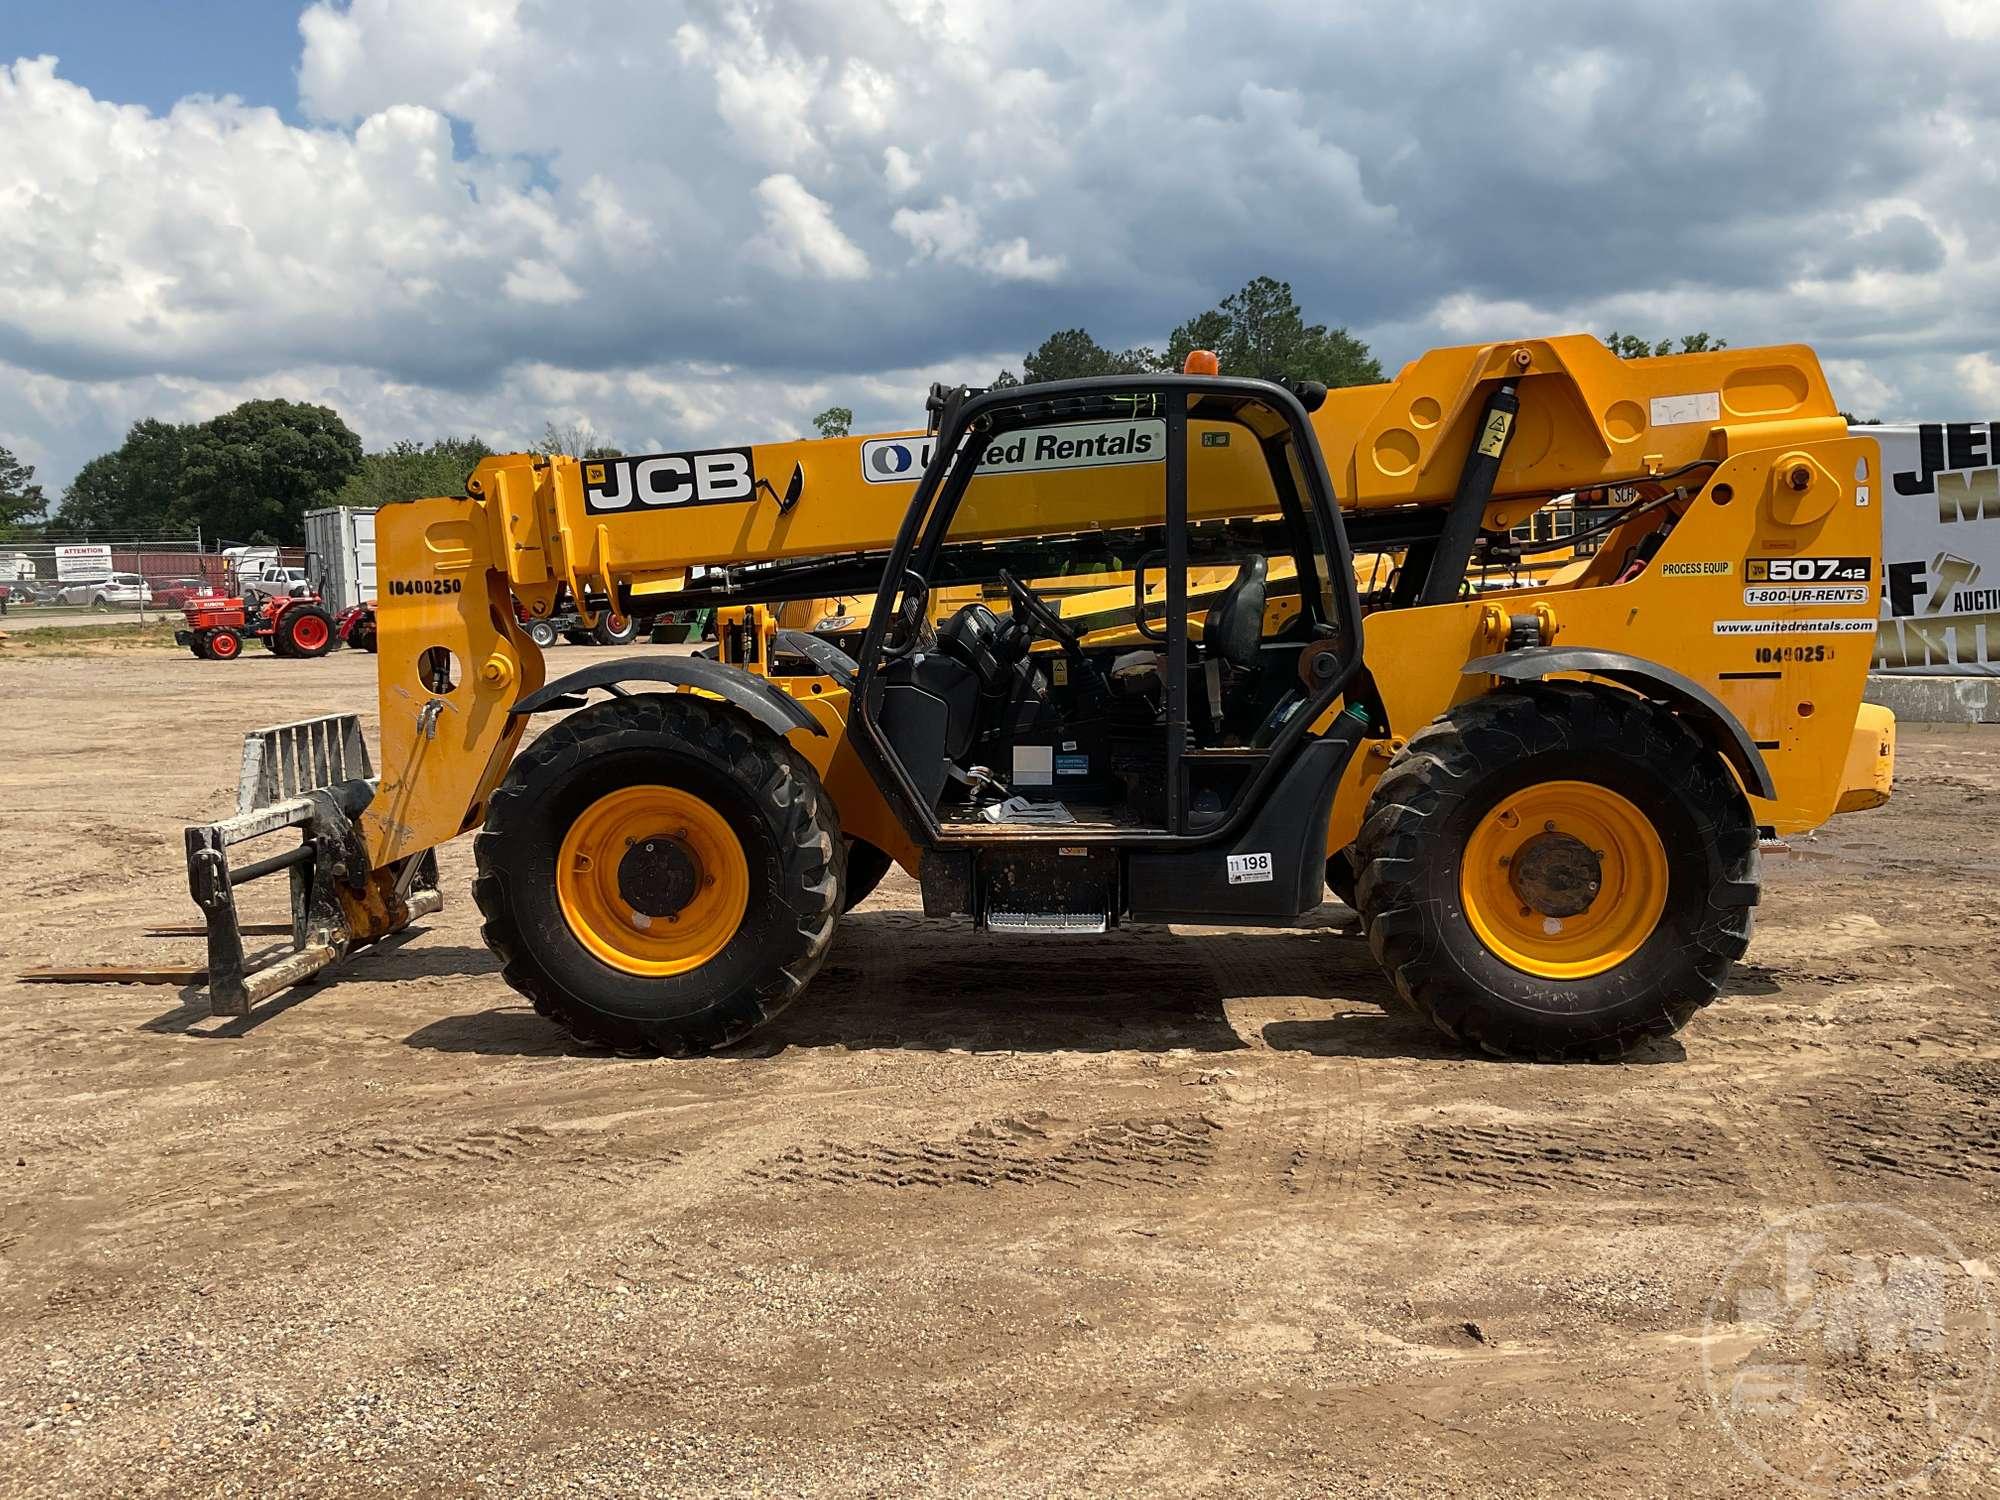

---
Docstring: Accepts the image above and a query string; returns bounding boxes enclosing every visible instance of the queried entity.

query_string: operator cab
[847,373,1365,847]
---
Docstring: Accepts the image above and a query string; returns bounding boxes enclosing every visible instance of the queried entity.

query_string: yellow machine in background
[174,334,1893,1060]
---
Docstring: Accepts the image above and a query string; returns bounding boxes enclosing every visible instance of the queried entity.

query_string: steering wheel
[1000,570,1083,661]
[881,568,934,660]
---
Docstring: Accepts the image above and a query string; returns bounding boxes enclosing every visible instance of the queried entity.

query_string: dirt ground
[2,642,1997,1498]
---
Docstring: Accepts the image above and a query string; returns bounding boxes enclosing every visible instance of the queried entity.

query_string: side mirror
[760,461,806,515]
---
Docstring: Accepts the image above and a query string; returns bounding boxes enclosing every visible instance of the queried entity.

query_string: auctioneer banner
[1870,423,2000,675]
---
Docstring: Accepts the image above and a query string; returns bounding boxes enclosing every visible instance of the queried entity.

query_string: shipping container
[303,507,377,613]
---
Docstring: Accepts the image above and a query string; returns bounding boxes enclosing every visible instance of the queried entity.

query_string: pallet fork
[184,716,438,1014]
[25,715,440,1012]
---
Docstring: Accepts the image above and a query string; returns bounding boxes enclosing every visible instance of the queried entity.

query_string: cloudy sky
[5,0,2000,499]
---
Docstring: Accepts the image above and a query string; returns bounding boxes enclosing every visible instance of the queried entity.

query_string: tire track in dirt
[1189,926,1386,1209]
[748,1110,1220,1192]
[1805,1060,2000,1186]
[105,1119,687,1245]
[1373,1110,1753,1197]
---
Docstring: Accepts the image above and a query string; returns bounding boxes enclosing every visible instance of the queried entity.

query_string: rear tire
[1353,683,1757,1060]
[591,614,641,646]
[277,604,336,658]
[472,694,844,1053]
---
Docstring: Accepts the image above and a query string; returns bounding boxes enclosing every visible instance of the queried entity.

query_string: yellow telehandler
[168,334,1894,1058]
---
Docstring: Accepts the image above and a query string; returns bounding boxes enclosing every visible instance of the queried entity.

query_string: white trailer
[303,507,378,613]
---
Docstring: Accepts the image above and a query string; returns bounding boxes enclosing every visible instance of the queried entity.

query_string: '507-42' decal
[1745,556,1871,583]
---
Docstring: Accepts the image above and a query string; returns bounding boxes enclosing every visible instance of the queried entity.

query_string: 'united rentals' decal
[860,419,1166,485]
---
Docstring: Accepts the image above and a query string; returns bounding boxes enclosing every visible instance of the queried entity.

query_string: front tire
[526,619,557,649]
[1354,682,1757,1059]
[472,694,844,1053]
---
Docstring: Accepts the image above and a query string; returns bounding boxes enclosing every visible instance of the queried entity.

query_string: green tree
[177,399,364,544]
[990,277,1382,391]
[995,328,1161,386]
[811,406,853,438]
[536,419,622,461]
[0,445,47,534]
[333,436,494,508]
[1166,276,1382,386]
[56,419,194,534]
[1605,331,1728,359]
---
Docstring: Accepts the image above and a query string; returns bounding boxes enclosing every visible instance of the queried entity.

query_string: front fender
[1464,646,1776,801]
[511,655,826,739]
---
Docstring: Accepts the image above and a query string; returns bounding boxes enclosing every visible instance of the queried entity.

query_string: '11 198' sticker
[1227,852,1274,885]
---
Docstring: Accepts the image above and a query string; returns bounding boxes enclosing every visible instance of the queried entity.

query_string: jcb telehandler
[170,335,1895,1059]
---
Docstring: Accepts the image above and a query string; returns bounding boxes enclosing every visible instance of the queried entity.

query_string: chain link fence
[0,537,305,620]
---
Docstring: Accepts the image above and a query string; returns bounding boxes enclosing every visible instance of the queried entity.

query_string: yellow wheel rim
[1459,780,1668,980]
[556,786,751,976]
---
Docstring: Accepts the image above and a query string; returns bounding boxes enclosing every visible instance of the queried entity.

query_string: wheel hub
[555,785,751,976]
[1458,780,1669,980]
[1509,831,1601,918]
[618,835,701,919]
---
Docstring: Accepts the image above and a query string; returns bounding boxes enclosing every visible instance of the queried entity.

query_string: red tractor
[335,601,377,652]
[176,594,339,661]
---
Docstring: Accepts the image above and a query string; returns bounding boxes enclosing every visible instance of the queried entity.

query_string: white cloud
[883,145,921,194]
[503,259,583,305]
[749,173,869,280]
[890,197,982,262]
[982,238,1065,283]
[298,0,526,124]
[892,197,1064,281]
[1950,354,2000,412]
[8,0,2000,496]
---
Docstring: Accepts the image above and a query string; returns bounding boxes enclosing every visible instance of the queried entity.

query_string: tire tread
[471,694,843,1054]
[1354,683,1757,1060]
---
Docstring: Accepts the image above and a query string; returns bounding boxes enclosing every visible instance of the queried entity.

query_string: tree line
[812,275,1726,436]
[811,275,1383,437]
[0,411,625,545]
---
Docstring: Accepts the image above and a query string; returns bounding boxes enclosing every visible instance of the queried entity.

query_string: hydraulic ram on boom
[113,334,1896,1059]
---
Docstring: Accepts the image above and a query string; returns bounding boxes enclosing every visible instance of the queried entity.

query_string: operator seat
[1198,554,1268,674]
[1109,555,1269,717]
